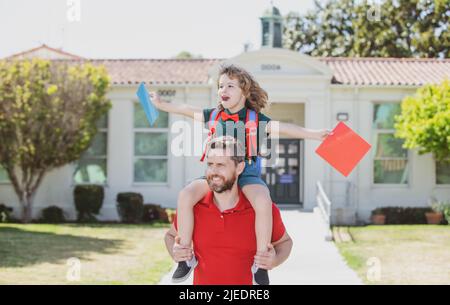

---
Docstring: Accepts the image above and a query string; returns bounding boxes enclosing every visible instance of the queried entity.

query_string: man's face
[218,74,246,110]
[206,148,244,193]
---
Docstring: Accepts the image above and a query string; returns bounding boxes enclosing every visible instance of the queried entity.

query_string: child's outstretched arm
[266,121,332,141]
[149,91,204,122]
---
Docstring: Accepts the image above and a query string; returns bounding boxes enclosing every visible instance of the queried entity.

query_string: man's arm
[272,232,293,268]
[254,232,293,270]
[164,224,194,262]
[149,91,204,122]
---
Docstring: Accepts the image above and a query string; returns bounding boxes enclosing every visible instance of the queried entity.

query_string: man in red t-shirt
[164,136,293,285]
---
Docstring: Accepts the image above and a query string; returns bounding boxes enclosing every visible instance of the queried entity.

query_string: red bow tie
[221,112,239,122]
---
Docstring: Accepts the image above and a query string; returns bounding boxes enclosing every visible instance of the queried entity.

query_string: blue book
[136,82,159,126]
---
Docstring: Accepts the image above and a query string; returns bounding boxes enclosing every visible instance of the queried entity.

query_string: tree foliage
[0,58,111,222]
[284,0,449,58]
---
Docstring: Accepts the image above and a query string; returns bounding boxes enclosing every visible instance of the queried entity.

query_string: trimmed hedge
[0,204,13,223]
[371,207,432,224]
[142,204,170,223]
[116,192,144,223]
[73,185,104,222]
[41,206,65,223]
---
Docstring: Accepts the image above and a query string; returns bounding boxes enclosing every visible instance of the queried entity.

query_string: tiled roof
[4,45,449,86]
[319,57,450,86]
[88,59,221,85]
[91,57,449,86]
[6,44,85,60]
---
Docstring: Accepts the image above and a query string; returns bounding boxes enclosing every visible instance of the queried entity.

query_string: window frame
[132,101,170,186]
[371,102,411,188]
[72,115,109,186]
[0,165,10,184]
[434,158,450,187]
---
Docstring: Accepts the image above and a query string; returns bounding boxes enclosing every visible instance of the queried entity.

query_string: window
[273,22,282,47]
[436,159,450,185]
[133,103,169,183]
[0,165,9,183]
[73,115,108,184]
[372,103,409,184]
[262,21,270,46]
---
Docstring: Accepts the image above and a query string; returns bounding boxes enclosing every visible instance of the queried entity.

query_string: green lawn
[0,223,173,284]
[335,225,450,285]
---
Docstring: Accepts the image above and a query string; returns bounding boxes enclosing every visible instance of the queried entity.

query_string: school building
[1,7,449,224]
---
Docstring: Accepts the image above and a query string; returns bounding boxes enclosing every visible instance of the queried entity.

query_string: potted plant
[426,201,444,225]
[371,208,386,225]
[425,209,443,224]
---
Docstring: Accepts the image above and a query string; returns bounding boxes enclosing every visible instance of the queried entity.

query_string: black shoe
[172,259,197,283]
[253,267,270,285]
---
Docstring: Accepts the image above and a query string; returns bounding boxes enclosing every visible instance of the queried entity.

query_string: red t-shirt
[174,188,286,285]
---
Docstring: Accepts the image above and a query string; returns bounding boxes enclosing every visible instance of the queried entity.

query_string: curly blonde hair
[217,64,268,113]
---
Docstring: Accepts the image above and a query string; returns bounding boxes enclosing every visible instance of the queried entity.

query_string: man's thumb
[175,236,181,244]
[267,243,274,251]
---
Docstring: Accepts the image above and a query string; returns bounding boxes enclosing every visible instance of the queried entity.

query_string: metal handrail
[316,181,333,241]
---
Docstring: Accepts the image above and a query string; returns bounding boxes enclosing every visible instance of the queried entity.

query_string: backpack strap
[208,108,221,130]
[200,108,222,162]
[245,109,259,164]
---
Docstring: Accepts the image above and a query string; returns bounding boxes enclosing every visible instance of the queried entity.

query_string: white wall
[329,86,450,224]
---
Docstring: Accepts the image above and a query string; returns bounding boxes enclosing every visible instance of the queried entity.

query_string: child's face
[218,74,246,110]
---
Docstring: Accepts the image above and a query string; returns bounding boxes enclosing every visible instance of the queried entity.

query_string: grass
[0,223,173,284]
[335,225,450,285]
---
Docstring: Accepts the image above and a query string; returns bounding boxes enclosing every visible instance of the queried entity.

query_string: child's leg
[177,178,210,248]
[241,184,273,255]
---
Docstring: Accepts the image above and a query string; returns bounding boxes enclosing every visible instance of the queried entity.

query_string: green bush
[371,208,384,216]
[41,206,65,223]
[444,208,450,225]
[394,80,450,162]
[142,204,170,223]
[116,192,144,223]
[73,185,104,222]
[0,204,13,223]
[431,201,450,224]
[371,207,432,224]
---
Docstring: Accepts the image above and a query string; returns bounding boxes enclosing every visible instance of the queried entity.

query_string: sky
[0,0,317,59]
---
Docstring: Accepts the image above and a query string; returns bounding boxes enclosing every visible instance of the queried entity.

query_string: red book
[315,122,371,177]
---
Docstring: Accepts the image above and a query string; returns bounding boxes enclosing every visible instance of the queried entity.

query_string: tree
[284,0,356,57]
[394,80,450,163]
[284,0,449,58]
[0,59,111,223]
[173,51,203,59]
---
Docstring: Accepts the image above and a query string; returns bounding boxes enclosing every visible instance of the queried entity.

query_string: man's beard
[206,173,237,193]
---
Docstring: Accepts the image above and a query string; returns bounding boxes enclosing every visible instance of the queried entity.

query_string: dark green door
[261,139,303,205]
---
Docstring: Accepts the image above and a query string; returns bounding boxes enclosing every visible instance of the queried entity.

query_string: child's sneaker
[171,257,198,283]
[252,263,270,285]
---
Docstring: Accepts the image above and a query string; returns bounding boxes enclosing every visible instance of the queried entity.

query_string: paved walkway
[158,208,363,285]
